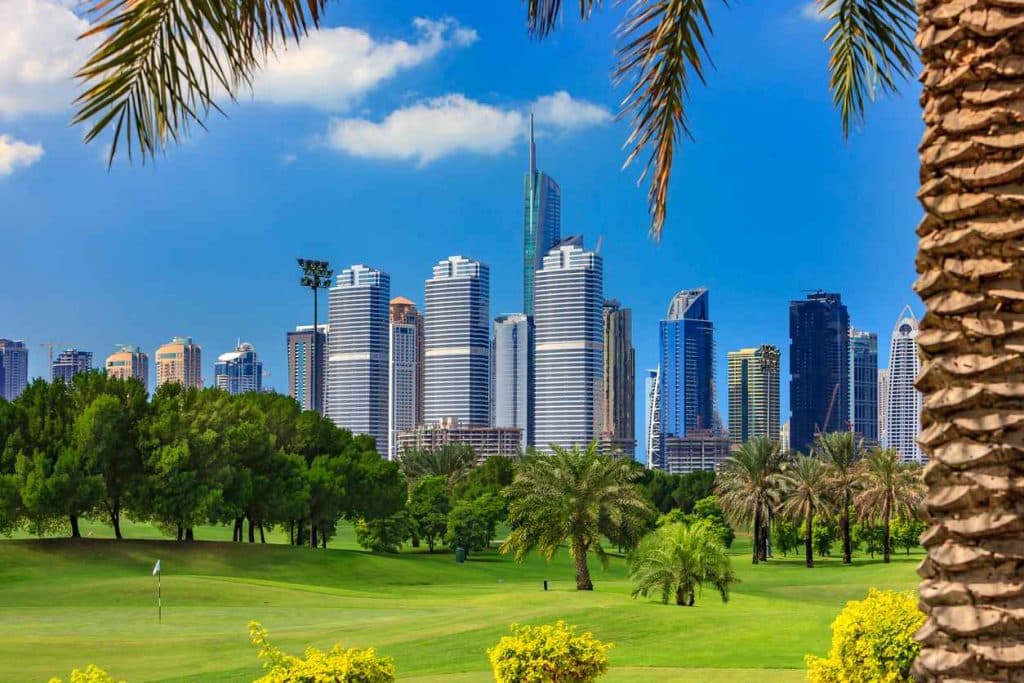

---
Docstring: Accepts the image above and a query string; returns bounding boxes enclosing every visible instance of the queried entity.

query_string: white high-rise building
[327,265,390,457]
[533,239,603,451]
[424,256,490,426]
[878,368,890,446]
[886,306,923,463]
[492,314,531,450]
[389,299,421,460]
[645,368,660,468]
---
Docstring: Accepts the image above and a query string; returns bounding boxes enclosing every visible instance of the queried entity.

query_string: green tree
[772,520,801,558]
[355,510,411,553]
[398,443,477,491]
[813,517,837,558]
[815,431,863,565]
[891,516,926,556]
[452,454,515,501]
[854,449,925,564]
[853,523,886,559]
[628,519,737,607]
[502,442,654,590]
[445,499,492,557]
[692,495,734,548]
[408,475,449,552]
[716,436,785,564]
[778,455,832,568]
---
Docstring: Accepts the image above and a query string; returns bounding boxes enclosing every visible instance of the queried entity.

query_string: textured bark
[805,513,815,568]
[841,492,853,564]
[572,539,593,590]
[69,515,80,539]
[915,1,1024,679]
[752,509,762,564]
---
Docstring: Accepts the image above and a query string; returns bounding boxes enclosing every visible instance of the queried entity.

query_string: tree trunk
[913,2,1024,678]
[883,499,892,564]
[751,509,761,565]
[69,515,81,538]
[233,517,243,542]
[176,524,183,541]
[296,519,305,546]
[805,513,814,569]
[248,516,255,543]
[310,525,318,549]
[841,491,852,565]
[321,534,326,549]
[185,527,194,541]
[259,523,265,544]
[111,501,122,540]
[288,520,294,546]
[675,584,690,606]
[571,539,593,590]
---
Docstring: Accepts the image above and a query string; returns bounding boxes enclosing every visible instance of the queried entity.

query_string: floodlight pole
[298,259,333,414]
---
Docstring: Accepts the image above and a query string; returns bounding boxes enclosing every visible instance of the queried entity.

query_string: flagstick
[157,570,162,624]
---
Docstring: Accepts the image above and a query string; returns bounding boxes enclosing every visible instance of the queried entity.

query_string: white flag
[152,560,161,575]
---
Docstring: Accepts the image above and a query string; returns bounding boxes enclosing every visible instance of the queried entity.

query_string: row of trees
[717,433,925,567]
[0,373,406,544]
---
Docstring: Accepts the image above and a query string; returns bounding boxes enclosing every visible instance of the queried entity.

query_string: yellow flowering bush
[488,620,611,682]
[805,589,924,683]
[48,665,124,683]
[248,621,395,682]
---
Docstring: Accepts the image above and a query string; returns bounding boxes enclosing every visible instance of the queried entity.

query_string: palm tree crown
[628,518,737,606]
[397,444,477,492]
[815,431,863,565]
[716,436,786,564]
[854,448,924,563]
[778,454,832,568]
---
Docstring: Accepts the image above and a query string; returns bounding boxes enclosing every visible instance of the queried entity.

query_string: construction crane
[38,342,74,379]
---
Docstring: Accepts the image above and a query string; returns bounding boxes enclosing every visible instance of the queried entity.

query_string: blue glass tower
[656,289,716,468]
[522,116,561,317]
[849,328,879,446]
[214,342,263,395]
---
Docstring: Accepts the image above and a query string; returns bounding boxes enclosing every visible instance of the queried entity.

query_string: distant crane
[38,342,74,379]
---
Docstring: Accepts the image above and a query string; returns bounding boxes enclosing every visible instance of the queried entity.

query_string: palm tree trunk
[841,490,852,565]
[571,538,593,590]
[914,1,1024,678]
[883,498,892,565]
[805,513,814,569]
[751,509,761,565]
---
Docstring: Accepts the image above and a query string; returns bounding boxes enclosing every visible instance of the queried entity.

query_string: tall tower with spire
[522,115,562,317]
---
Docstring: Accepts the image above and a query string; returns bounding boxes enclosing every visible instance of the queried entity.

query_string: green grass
[0,521,920,682]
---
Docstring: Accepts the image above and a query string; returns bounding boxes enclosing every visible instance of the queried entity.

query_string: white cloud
[800,2,829,22]
[0,135,44,175]
[255,18,477,110]
[325,92,610,166]
[0,0,96,117]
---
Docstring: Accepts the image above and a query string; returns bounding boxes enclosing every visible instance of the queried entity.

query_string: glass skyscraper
[389,298,423,460]
[886,306,923,463]
[789,291,850,454]
[849,328,879,446]
[533,241,603,451]
[214,342,262,395]
[424,256,490,427]
[492,313,531,450]
[655,289,716,469]
[0,339,29,401]
[288,324,328,413]
[522,117,561,317]
[601,299,636,456]
[52,348,93,383]
[327,264,390,457]
[644,368,660,467]
[727,344,781,445]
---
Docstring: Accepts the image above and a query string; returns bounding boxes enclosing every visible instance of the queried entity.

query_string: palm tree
[628,519,737,606]
[501,442,654,590]
[815,431,862,565]
[68,1,1024,676]
[778,455,831,569]
[853,449,924,564]
[397,444,477,492]
[716,436,785,564]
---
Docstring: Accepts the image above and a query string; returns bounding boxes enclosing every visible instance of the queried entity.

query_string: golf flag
[153,559,161,575]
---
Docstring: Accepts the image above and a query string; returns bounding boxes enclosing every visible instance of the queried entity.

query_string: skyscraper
[0,339,29,401]
[533,241,603,451]
[878,368,890,445]
[886,306,923,463]
[789,291,850,454]
[655,289,716,468]
[492,313,531,450]
[389,297,423,459]
[52,349,92,383]
[424,256,490,426]
[645,368,660,467]
[155,336,203,388]
[601,299,636,456]
[327,264,390,457]
[522,117,561,317]
[287,324,328,413]
[727,344,781,445]
[214,342,262,395]
[105,344,149,387]
[849,328,879,446]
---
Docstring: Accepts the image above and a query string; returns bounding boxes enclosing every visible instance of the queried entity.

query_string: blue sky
[0,0,922,459]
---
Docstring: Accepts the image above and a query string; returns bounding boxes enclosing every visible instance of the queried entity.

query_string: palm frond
[615,0,720,241]
[74,0,328,165]
[818,0,916,137]
[525,0,602,38]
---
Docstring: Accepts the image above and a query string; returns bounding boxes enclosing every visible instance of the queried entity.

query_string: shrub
[445,499,492,556]
[354,511,411,553]
[48,665,124,683]
[805,589,924,683]
[249,621,395,682]
[488,620,611,682]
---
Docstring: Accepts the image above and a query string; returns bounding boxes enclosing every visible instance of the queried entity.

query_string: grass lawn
[0,521,921,682]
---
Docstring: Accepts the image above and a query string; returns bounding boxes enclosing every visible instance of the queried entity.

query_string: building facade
[214,342,262,395]
[327,264,390,457]
[0,339,29,401]
[886,306,924,463]
[397,417,522,460]
[389,297,423,460]
[155,336,203,389]
[424,256,490,426]
[533,241,603,451]
[849,328,880,446]
[52,349,92,383]
[655,288,716,468]
[644,368,660,467]
[492,313,531,449]
[878,368,890,446]
[662,432,732,474]
[727,344,781,445]
[105,345,149,387]
[522,118,561,317]
[789,291,850,454]
[287,324,328,413]
[601,300,636,457]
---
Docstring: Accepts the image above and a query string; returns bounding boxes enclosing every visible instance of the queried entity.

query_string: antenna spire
[529,113,536,177]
